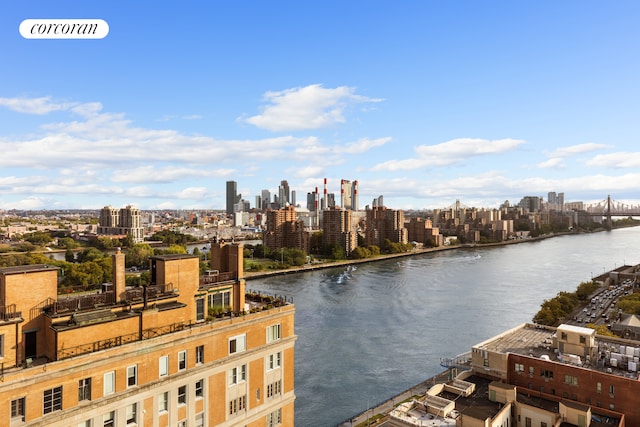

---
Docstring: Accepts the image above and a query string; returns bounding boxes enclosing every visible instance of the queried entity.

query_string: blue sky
[1,1,639,211]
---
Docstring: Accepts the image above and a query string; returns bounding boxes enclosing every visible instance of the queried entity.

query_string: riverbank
[243,230,578,280]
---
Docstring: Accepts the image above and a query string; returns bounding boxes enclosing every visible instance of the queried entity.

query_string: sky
[1,1,640,212]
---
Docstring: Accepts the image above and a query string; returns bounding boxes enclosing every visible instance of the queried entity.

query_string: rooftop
[476,322,640,380]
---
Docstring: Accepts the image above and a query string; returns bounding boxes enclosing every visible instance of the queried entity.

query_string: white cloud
[373,138,525,171]
[241,84,383,132]
[537,158,565,169]
[336,137,392,154]
[110,166,234,184]
[586,152,640,168]
[547,143,610,157]
[0,96,76,115]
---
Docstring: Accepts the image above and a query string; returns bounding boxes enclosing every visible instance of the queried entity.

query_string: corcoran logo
[20,19,109,39]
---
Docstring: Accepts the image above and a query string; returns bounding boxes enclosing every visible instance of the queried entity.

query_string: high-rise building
[0,243,295,426]
[364,205,408,247]
[261,189,271,210]
[263,205,309,253]
[322,207,357,256]
[340,180,352,210]
[278,180,290,208]
[226,181,237,215]
[98,205,144,242]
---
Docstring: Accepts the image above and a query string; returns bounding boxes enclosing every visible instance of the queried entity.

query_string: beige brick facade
[0,243,295,426]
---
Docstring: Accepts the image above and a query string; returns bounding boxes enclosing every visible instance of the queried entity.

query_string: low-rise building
[0,242,295,426]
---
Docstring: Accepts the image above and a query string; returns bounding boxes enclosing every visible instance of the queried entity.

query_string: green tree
[127,244,155,267]
[76,247,105,263]
[23,231,53,245]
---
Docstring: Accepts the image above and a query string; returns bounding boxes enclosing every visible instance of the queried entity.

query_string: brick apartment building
[0,242,295,426]
[321,207,357,256]
[263,205,309,253]
[364,206,408,247]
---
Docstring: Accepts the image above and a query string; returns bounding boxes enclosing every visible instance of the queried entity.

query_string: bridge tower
[605,194,613,230]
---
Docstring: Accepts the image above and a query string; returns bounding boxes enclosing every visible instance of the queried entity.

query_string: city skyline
[2,2,640,211]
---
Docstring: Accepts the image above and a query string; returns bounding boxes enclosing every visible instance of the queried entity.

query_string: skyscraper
[226,181,237,215]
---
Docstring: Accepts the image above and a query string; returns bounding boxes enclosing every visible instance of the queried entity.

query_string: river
[247,227,640,426]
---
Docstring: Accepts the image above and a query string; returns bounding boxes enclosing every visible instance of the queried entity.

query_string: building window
[229,334,246,354]
[103,411,115,427]
[266,408,282,427]
[580,335,586,344]
[196,298,205,322]
[127,365,138,387]
[267,380,282,398]
[561,332,567,340]
[564,375,578,386]
[177,421,187,427]
[267,324,281,342]
[228,395,246,415]
[0,334,4,357]
[178,350,187,371]
[78,378,92,401]
[229,364,247,385]
[541,423,547,427]
[528,366,534,376]
[159,391,169,413]
[43,386,62,414]
[195,345,204,364]
[195,379,204,398]
[126,402,137,425]
[178,385,187,405]
[78,420,92,427]
[515,363,524,373]
[541,369,554,380]
[525,417,531,427]
[195,413,204,427]
[104,371,115,395]
[159,355,169,377]
[596,382,602,393]
[609,384,615,397]
[208,290,230,309]
[267,352,282,370]
[11,397,25,422]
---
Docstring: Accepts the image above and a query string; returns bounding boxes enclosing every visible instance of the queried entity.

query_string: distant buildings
[263,205,309,254]
[226,180,238,215]
[322,207,358,256]
[364,205,408,247]
[97,205,144,243]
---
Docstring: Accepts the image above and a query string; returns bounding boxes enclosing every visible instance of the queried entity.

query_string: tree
[76,248,105,263]
[23,231,53,245]
[126,244,155,267]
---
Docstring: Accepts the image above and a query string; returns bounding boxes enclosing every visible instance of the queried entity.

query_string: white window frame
[103,411,115,427]
[11,396,25,422]
[158,391,169,413]
[195,379,204,398]
[104,371,115,396]
[267,352,282,370]
[267,408,282,427]
[127,365,138,387]
[267,324,281,342]
[229,364,247,385]
[178,384,187,405]
[125,402,137,426]
[195,345,204,364]
[43,385,62,414]
[159,355,169,377]
[229,334,246,355]
[178,350,187,371]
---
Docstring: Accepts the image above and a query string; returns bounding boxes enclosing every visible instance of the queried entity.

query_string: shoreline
[243,230,578,280]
